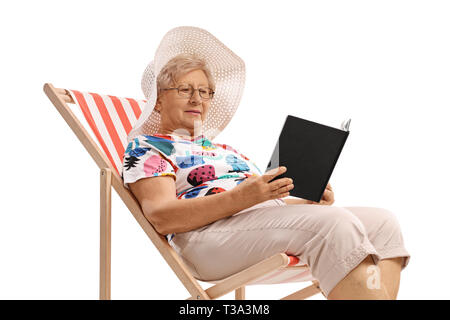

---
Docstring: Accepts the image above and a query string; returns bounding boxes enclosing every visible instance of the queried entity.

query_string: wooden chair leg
[235,286,245,300]
[280,280,322,300]
[100,168,112,300]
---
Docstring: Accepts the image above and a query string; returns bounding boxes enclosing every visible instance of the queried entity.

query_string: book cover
[266,115,350,203]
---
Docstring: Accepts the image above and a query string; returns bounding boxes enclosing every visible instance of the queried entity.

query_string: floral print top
[121,133,265,242]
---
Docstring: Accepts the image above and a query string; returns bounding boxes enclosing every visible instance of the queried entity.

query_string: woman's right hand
[231,166,294,207]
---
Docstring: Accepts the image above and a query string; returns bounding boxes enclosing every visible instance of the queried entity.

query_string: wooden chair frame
[43,82,323,300]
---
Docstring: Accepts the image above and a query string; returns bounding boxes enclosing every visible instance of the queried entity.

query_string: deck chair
[43,82,324,300]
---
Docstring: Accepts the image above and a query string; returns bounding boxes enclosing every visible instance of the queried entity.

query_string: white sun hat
[127,26,246,143]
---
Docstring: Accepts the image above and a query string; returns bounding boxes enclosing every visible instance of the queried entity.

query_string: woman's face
[155,69,211,136]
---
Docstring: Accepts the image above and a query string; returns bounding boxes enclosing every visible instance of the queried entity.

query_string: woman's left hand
[307,183,334,206]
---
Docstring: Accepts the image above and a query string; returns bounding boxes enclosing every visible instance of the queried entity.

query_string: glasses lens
[199,87,213,99]
[178,84,192,97]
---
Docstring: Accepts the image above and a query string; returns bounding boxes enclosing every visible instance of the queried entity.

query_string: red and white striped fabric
[68,89,145,175]
[205,255,316,285]
[67,89,316,285]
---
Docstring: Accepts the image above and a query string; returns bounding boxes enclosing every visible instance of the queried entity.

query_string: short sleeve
[121,138,176,190]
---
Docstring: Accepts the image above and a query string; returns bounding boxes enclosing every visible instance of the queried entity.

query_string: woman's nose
[189,90,202,103]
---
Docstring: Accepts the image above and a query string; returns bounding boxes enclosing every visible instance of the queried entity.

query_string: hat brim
[128,26,246,143]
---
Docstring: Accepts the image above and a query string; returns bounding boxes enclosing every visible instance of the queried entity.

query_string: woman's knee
[348,206,401,229]
[375,207,402,230]
[369,207,405,247]
[344,206,404,242]
[319,207,368,237]
[308,208,369,260]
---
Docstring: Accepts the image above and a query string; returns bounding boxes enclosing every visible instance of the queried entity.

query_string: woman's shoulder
[134,133,176,142]
[127,133,179,158]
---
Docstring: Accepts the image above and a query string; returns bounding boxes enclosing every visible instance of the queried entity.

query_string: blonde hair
[156,53,216,98]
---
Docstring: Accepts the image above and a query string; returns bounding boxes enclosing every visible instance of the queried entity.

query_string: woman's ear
[154,97,162,113]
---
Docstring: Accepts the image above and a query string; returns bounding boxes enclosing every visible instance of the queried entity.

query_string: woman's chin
[183,117,203,126]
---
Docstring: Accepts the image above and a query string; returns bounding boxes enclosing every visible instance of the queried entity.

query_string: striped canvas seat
[68,89,145,175]
[67,89,316,286]
[204,255,315,285]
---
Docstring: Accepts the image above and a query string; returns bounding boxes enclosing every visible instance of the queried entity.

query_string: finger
[322,189,331,201]
[273,191,290,200]
[322,189,334,205]
[269,177,293,191]
[262,166,287,183]
[326,182,332,190]
[330,191,334,204]
[263,166,286,182]
[275,183,294,195]
[326,188,334,202]
[275,183,294,194]
[263,166,283,177]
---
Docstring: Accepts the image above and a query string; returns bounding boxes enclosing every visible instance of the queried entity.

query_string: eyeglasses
[162,84,215,100]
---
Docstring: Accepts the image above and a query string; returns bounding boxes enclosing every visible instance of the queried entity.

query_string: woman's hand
[231,166,294,207]
[306,183,335,206]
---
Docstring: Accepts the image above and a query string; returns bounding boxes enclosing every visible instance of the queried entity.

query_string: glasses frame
[162,84,215,100]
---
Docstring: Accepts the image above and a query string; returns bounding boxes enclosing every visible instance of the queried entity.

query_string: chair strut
[100,168,112,300]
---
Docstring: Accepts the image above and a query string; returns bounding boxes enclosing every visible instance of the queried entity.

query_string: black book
[266,115,351,203]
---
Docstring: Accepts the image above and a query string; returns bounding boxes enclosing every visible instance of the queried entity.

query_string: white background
[1,0,448,300]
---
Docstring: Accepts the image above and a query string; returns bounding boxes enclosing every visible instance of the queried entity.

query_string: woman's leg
[378,257,403,299]
[171,201,384,299]
[327,255,391,300]
[342,206,410,299]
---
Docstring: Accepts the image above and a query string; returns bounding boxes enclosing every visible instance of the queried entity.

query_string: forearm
[153,189,253,235]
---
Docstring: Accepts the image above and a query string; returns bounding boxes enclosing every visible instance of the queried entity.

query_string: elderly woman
[122,26,410,300]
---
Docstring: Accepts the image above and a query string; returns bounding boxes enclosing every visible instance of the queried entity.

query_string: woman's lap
[170,200,411,298]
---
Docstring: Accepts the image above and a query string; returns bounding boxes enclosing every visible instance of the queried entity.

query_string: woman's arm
[130,176,246,235]
[156,189,248,235]
[129,167,292,235]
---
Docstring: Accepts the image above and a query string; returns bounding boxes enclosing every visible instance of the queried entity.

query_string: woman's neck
[158,128,203,140]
